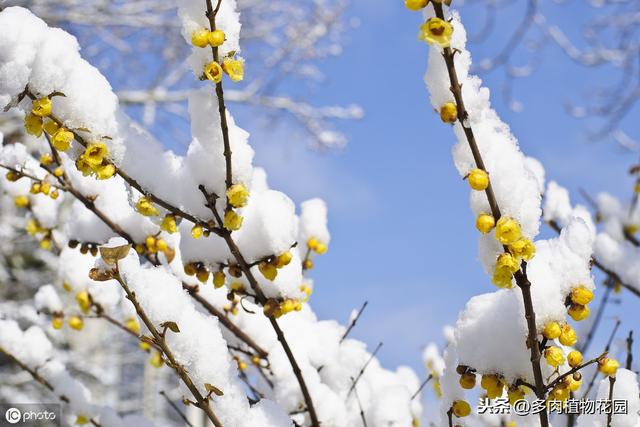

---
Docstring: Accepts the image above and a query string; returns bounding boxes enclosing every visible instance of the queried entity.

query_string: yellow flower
[476,213,495,234]
[208,29,225,47]
[570,286,593,306]
[83,142,108,167]
[419,18,454,48]
[598,357,619,376]
[213,271,226,288]
[51,316,64,330]
[259,261,278,281]
[156,238,168,252]
[75,291,91,314]
[496,252,520,274]
[68,315,84,330]
[40,153,53,165]
[95,164,116,180]
[544,346,565,367]
[459,372,476,389]
[568,378,582,392]
[508,387,525,405]
[315,242,328,254]
[53,167,64,177]
[303,258,314,270]
[567,350,583,368]
[432,379,442,398]
[30,182,41,194]
[52,129,74,151]
[191,29,210,47]
[196,267,210,283]
[161,214,177,233]
[24,113,43,137]
[204,61,223,83]
[43,119,59,135]
[223,210,243,231]
[568,304,590,321]
[222,57,244,82]
[405,0,429,11]
[480,374,501,391]
[75,156,93,176]
[492,270,513,289]
[136,197,159,216]
[495,217,522,245]
[307,237,320,250]
[548,385,570,402]
[75,415,90,425]
[50,191,58,202]
[32,97,52,117]
[191,224,203,239]
[150,351,164,368]
[14,195,30,208]
[440,102,458,123]
[559,324,577,347]
[125,317,141,335]
[508,238,536,261]
[26,219,41,236]
[40,237,52,250]
[542,322,562,340]
[275,251,293,268]
[451,400,471,417]
[467,168,489,191]
[226,183,249,208]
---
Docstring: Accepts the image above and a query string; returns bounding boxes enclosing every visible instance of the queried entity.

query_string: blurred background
[1,0,638,421]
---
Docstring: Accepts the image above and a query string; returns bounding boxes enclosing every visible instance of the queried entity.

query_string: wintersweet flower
[570,286,593,306]
[275,251,293,268]
[204,61,223,83]
[32,97,52,117]
[136,197,159,217]
[568,304,589,321]
[259,261,277,281]
[208,29,225,47]
[24,113,43,136]
[52,129,73,151]
[43,119,59,135]
[475,213,495,234]
[507,387,525,405]
[223,210,243,231]
[544,346,565,367]
[419,18,453,48]
[542,321,562,340]
[598,357,619,376]
[452,400,470,417]
[95,164,116,180]
[14,195,29,208]
[559,324,577,346]
[508,238,535,261]
[191,224,203,239]
[51,316,63,330]
[495,217,522,245]
[459,372,476,389]
[567,350,583,368]
[213,271,225,288]
[226,183,249,208]
[405,0,428,10]
[222,57,244,82]
[160,214,177,233]
[467,168,489,191]
[150,352,163,368]
[439,102,458,123]
[75,291,91,313]
[68,315,84,330]
[83,142,108,166]
[191,29,210,47]
[125,317,141,335]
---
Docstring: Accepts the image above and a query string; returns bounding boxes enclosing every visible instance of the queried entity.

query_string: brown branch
[626,330,633,370]
[340,301,368,343]
[545,352,605,391]
[411,374,433,400]
[347,342,383,396]
[431,4,548,425]
[606,376,616,427]
[113,267,223,427]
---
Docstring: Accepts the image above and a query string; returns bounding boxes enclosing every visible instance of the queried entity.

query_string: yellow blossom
[544,346,565,367]
[75,291,91,314]
[259,261,278,281]
[226,183,249,208]
[476,213,495,234]
[136,197,159,216]
[492,270,513,289]
[508,238,536,261]
[459,372,476,389]
[275,251,293,268]
[204,61,223,83]
[508,387,525,405]
[150,351,164,368]
[568,378,582,392]
[213,271,226,288]
[75,157,93,176]
[156,238,168,252]
[26,219,41,236]
[40,153,53,165]
[52,129,74,151]
[568,304,590,321]
[405,0,429,11]
[307,237,320,250]
[222,57,244,82]
[496,252,520,274]
[161,214,177,233]
[452,400,471,417]
[191,224,203,239]
[542,321,562,340]
[68,315,84,330]
[314,242,328,254]
[83,142,109,167]
[125,317,141,335]
[567,350,583,368]
[223,210,243,231]
[14,195,30,208]
[51,316,64,330]
[559,324,577,347]
[75,415,90,425]
[208,29,225,47]
[32,97,52,117]
[24,113,43,136]
[440,102,458,123]
[43,119,59,135]
[40,237,52,250]
[191,29,210,47]
[495,217,522,245]
[95,164,116,180]
[303,258,314,270]
[53,167,64,177]
[467,168,489,191]
[570,286,593,306]
[196,267,210,283]
[598,357,619,376]
[419,18,454,48]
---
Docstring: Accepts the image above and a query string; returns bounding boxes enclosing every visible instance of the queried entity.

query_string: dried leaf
[99,244,131,265]
[89,267,114,282]
[204,383,224,396]
[161,321,180,333]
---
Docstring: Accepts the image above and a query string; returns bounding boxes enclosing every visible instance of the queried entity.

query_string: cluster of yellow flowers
[184,261,227,288]
[51,313,84,331]
[192,28,245,84]
[24,218,54,250]
[258,251,293,281]
[568,286,593,321]
[75,142,115,180]
[137,234,175,261]
[263,297,303,318]
[303,236,328,270]
[222,184,249,231]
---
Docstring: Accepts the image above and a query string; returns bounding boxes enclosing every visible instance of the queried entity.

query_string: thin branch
[626,330,633,370]
[347,342,383,396]
[159,390,195,427]
[582,320,621,398]
[340,301,368,343]
[546,352,606,391]
[411,374,433,400]
[350,376,368,427]
[606,376,616,427]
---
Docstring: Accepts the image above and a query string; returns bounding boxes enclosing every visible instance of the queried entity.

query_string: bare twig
[340,301,368,343]
[606,376,616,427]
[159,390,195,427]
[411,374,433,400]
[626,330,633,370]
[347,342,383,396]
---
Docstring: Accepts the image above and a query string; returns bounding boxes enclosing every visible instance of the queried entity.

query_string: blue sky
[235,0,639,401]
[89,0,638,414]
